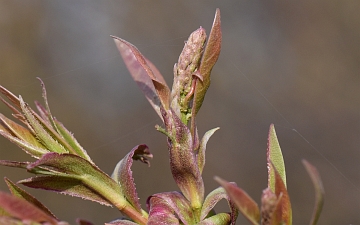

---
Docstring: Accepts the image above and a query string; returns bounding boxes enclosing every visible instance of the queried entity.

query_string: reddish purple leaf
[111,144,153,212]
[0,85,22,111]
[147,196,180,225]
[19,176,112,207]
[76,218,95,225]
[302,159,324,225]
[0,160,28,169]
[5,177,57,220]
[112,36,170,117]
[0,191,58,224]
[269,162,292,225]
[193,8,222,116]
[215,176,260,225]
[147,192,195,225]
[161,109,204,209]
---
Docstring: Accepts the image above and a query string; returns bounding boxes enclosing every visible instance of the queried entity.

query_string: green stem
[82,176,149,224]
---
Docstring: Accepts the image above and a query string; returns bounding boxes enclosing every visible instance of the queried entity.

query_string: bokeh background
[0,1,359,224]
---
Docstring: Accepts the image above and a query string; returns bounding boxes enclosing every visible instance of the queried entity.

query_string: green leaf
[215,176,260,225]
[112,36,170,117]
[197,127,219,174]
[52,117,92,162]
[19,96,68,154]
[34,80,93,161]
[197,213,231,225]
[4,178,57,220]
[147,192,195,225]
[267,124,286,191]
[24,153,127,209]
[111,144,153,212]
[0,114,49,158]
[302,160,324,225]
[201,186,238,224]
[1,81,95,160]
[36,78,59,133]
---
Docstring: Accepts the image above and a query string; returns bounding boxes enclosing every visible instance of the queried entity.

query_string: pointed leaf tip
[302,159,324,225]
[198,127,220,174]
[193,8,222,116]
[267,124,286,191]
[112,35,170,117]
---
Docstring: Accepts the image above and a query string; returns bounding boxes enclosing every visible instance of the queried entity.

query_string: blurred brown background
[0,1,359,224]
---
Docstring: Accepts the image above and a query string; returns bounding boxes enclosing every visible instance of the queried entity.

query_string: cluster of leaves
[0,9,324,225]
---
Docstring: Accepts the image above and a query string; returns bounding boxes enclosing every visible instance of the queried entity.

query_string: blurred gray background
[0,1,359,224]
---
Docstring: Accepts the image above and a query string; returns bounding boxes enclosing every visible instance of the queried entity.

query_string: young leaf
[197,213,231,225]
[0,191,58,224]
[112,36,170,117]
[197,127,219,174]
[0,160,29,169]
[52,117,93,162]
[0,114,46,150]
[215,176,260,225]
[302,159,324,225]
[4,178,57,220]
[147,192,195,225]
[192,8,222,116]
[267,124,286,191]
[269,162,292,225]
[19,176,112,207]
[24,153,130,208]
[201,186,238,224]
[19,96,68,154]
[111,144,153,212]
[0,114,49,158]
[161,109,204,210]
[37,78,59,134]
[0,85,22,111]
